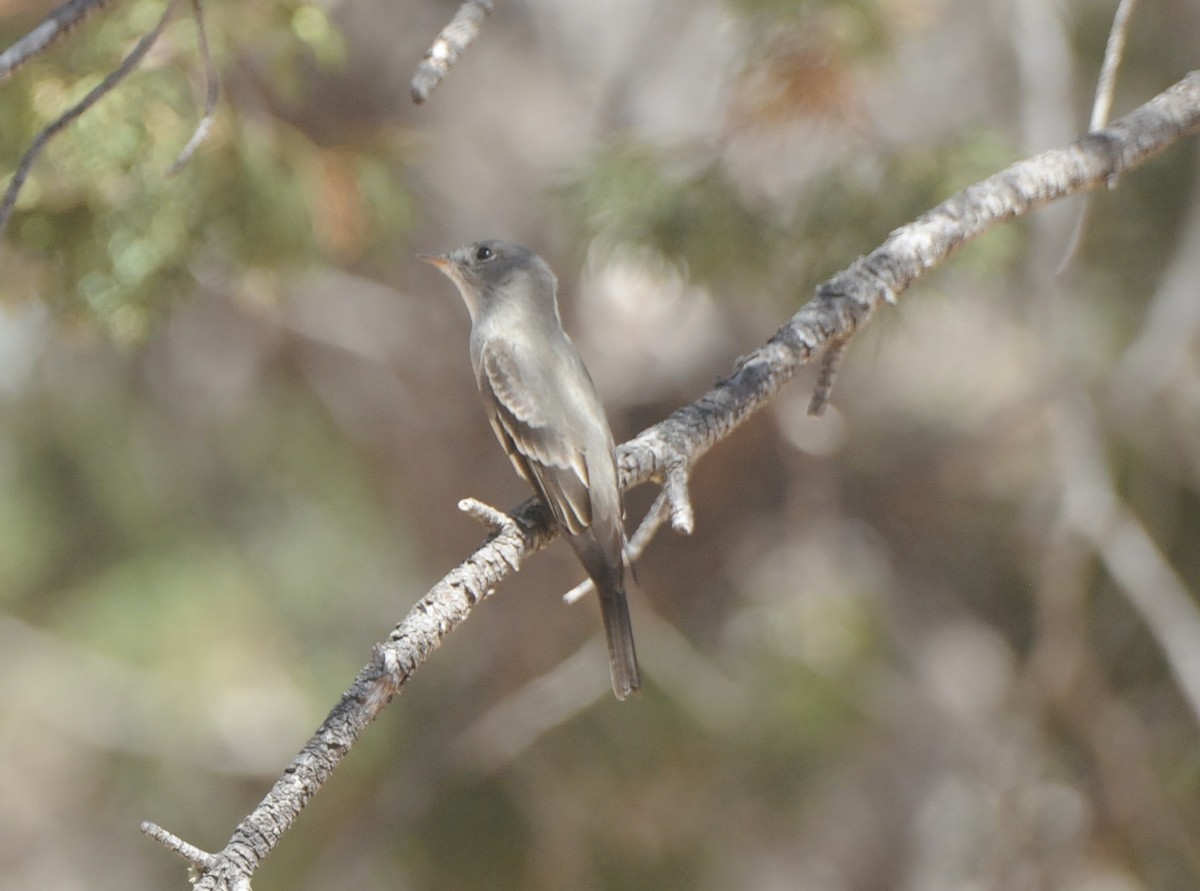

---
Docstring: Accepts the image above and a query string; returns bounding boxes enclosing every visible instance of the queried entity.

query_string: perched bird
[421,240,640,700]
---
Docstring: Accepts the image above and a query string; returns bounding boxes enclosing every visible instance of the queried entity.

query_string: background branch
[410,0,494,104]
[166,0,218,175]
[0,0,119,82]
[1057,0,1140,274]
[0,0,181,237]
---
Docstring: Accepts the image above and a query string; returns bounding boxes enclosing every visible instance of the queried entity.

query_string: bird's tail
[597,578,640,701]
[574,536,641,700]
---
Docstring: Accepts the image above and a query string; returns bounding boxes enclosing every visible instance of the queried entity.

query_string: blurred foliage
[554,129,1022,301]
[0,340,414,685]
[723,0,893,58]
[552,142,782,297]
[1079,144,1199,321]
[0,0,411,337]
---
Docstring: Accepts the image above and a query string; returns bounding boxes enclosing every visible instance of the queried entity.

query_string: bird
[420,239,640,700]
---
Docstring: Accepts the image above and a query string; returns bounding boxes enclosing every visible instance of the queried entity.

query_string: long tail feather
[597,580,640,700]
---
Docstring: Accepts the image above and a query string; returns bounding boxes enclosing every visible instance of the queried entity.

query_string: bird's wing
[478,342,593,534]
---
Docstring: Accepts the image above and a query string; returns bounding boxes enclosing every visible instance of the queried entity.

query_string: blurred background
[2,0,1200,888]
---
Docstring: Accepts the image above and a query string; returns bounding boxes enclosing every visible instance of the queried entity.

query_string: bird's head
[420,240,558,324]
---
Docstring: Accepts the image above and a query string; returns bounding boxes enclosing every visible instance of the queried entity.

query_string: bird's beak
[419,250,477,319]
[418,252,453,270]
[420,251,471,298]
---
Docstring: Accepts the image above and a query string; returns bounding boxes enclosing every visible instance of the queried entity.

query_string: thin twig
[564,487,670,605]
[140,821,217,871]
[1056,0,1140,275]
[410,0,494,104]
[458,496,518,534]
[459,496,525,572]
[807,336,848,416]
[1050,398,1200,730]
[1089,0,1139,132]
[628,488,671,557]
[0,0,119,83]
[458,603,749,774]
[455,638,611,772]
[662,459,694,534]
[0,0,183,238]
[168,0,219,174]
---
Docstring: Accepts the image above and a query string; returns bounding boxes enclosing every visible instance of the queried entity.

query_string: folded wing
[477,343,593,535]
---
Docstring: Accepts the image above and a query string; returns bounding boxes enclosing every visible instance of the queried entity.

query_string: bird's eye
[475,245,494,262]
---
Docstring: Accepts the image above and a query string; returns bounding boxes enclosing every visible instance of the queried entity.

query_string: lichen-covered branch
[144,70,1200,890]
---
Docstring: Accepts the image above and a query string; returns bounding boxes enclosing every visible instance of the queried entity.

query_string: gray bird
[421,240,640,700]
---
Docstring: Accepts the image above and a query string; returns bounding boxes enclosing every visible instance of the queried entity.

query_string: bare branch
[458,604,748,773]
[628,488,671,557]
[662,458,694,534]
[455,638,611,773]
[148,501,552,889]
[410,0,494,105]
[807,336,848,417]
[563,487,670,605]
[458,496,525,571]
[0,0,183,238]
[620,72,1200,493]
[167,0,219,175]
[1057,0,1140,274]
[0,0,119,83]
[146,71,1200,890]
[140,822,217,872]
[1090,0,1140,132]
[1050,399,1200,730]
[458,495,518,534]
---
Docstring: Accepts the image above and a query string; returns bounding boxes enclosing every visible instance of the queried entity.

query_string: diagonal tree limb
[0,0,121,83]
[144,70,1200,891]
[618,72,1200,490]
[144,493,555,888]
